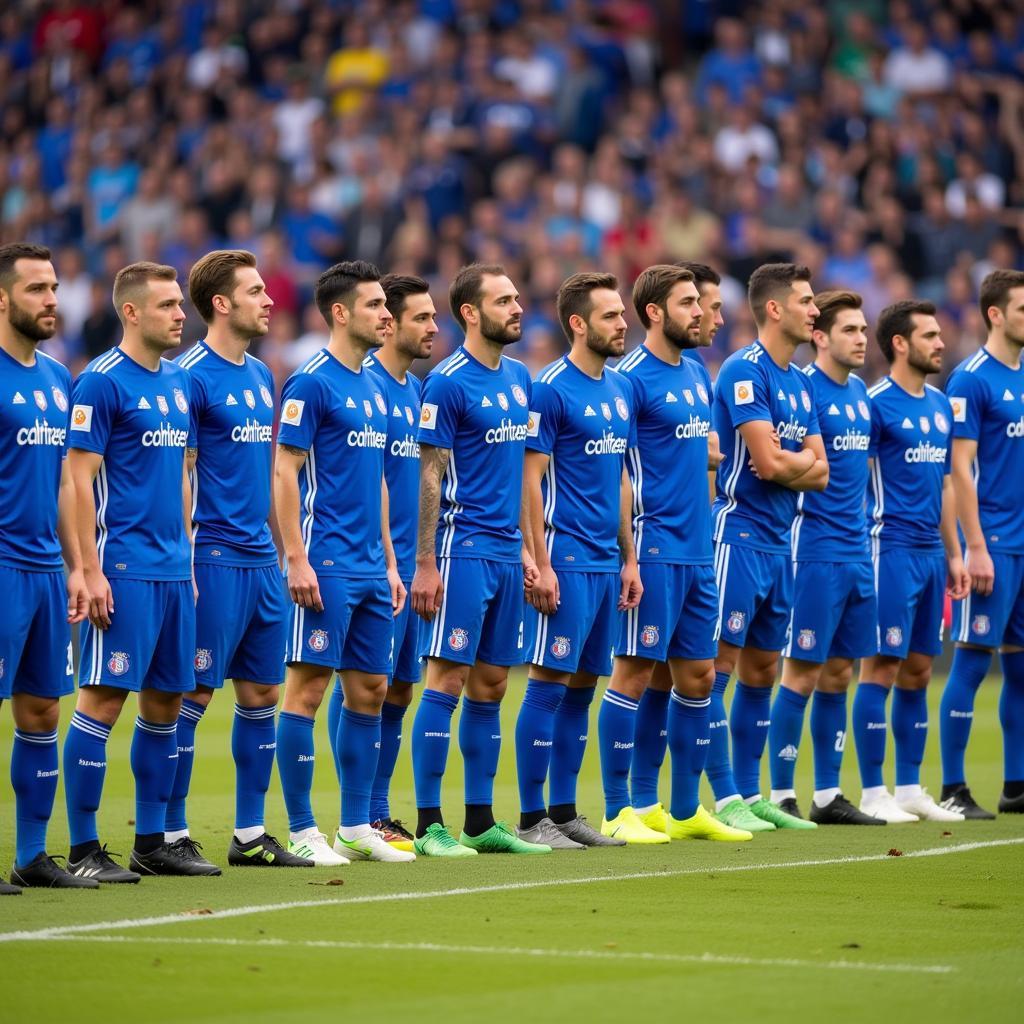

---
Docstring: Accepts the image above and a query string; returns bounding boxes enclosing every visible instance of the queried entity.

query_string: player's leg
[998,644,1024,813]
[370,680,415,848]
[164,684,213,844]
[770,658,817,810]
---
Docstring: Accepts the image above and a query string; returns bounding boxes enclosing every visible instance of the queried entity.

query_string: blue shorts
[530,570,618,676]
[784,560,877,663]
[392,581,423,684]
[80,579,195,692]
[423,557,526,667]
[875,548,945,659]
[715,544,793,652]
[194,563,289,688]
[0,568,74,700]
[286,575,394,675]
[952,551,1024,649]
[617,563,718,662]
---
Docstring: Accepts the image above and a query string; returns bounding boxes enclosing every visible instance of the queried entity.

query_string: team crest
[51,387,68,412]
[919,416,930,434]
[696,383,709,404]
[726,610,746,634]
[797,629,816,651]
[156,395,169,415]
[802,391,811,412]
[107,651,130,676]
[601,402,612,421]
[511,385,528,407]
[33,390,47,411]
[934,412,948,433]
[363,399,373,418]
[244,389,256,410]
[375,392,387,415]
[405,406,414,425]
[194,648,213,672]
[447,627,469,652]
[497,392,509,411]
[639,625,659,648]
[550,636,571,659]
[846,404,856,421]
[788,394,797,411]
[972,615,991,637]
[307,629,329,653]
[260,385,273,408]
[174,387,188,414]
[683,389,694,406]
[615,396,629,420]
[885,626,903,648]
[858,400,870,419]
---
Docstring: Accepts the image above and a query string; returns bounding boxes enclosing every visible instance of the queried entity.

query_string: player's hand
[388,565,407,617]
[66,568,89,625]
[412,560,444,620]
[192,573,199,605]
[946,555,971,601]
[966,545,995,597]
[707,449,725,471]
[619,560,643,611]
[522,548,540,592]
[287,555,323,611]
[83,567,114,629]
[530,564,559,616]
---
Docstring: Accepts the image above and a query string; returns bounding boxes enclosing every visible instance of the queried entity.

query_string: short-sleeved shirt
[526,355,632,571]
[792,365,871,563]
[945,348,1024,554]
[418,346,531,563]
[867,377,952,555]
[0,348,71,571]
[69,347,192,581]
[277,348,388,579]
[176,340,277,567]
[615,343,715,565]
[713,341,821,555]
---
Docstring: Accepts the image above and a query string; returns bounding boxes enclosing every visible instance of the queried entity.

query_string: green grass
[2,671,1023,1024]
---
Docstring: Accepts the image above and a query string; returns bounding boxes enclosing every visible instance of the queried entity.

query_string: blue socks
[64,711,111,847]
[630,687,670,809]
[411,689,458,809]
[371,700,408,823]
[729,681,772,799]
[597,688,638,819]
[326,677,343,778]
[667,692,710,820]
[276,710,316,833]
[810,690,847,792]
[939,646,991,786]
[11,728,58,866]
[768,685,808,792]
[460,698,501,806]
[337,707,382,828]
[1000,651,1024,784]
[706,670,738,801]
[131,717,179,838]
[166,698,205,834]
[852,681,889,789]
[549,686,595,809]
[892,686,928,787]
[514,679,564,815]
[232,703,277,830]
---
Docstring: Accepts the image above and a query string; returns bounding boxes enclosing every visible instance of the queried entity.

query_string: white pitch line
[1,837,1020,945]
[26,934,956,976]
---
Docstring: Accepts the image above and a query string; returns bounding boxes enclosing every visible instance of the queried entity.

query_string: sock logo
[777,744,799,761]
[423,731,450,738]
[258,742,277,750]
[834,730,846,752]
[36,769,59,778]
[297,754,315,762]
[532,739,553,747]
[613,741,634,750]
[77,758,106,768]
[696,737,710,746]
[949,710,973,719]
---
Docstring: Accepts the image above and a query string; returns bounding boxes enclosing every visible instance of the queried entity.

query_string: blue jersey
[277,348,389,579]
[616,343,714,565]
[0,348,71,571]
[946,348,1024,554]
[364,351,422,581]
[713,341,820,555]
[867,377,952,555]
[418,346,531,563]
[176,341,277,567]
[526,355,632,572]
[69,347,192,581]
[792,365,871,563]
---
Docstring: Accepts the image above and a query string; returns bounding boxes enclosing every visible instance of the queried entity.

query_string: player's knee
[387,682,415,708]
[188,686,215,710]
[76,686,127,726]
[138,689,183,724]
[234,680,277,707]
[11,695,59,733]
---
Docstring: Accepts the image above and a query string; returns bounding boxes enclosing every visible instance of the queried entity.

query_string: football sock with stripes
[548,685,596,822]
[852,681,889,790]
[411,689,458,835]
[131,716,178,852]
[64,710,111,852]
[460,698,501,834]
[598,688,638,819]
[233,702,277,833]
[810,690,847,793]
[165,698,205,837]
[11,728,58,867]
[768,684,808,798]
[939,646,990,787]
[370,699,407,823]
[892,685,928,788]
[630,687,670,811]
[515,679,564,829]
[337,707,381,828]
[667,691,711,821]
[730,681,772,800]
[707,670,739,806]
[999,650,1024,787]
[276,710,317,833]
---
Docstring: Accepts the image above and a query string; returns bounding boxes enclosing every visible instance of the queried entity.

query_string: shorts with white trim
[784,560,876,663]
[951,551,1024,649]
[875,548,945,659]
[392,581,423,683]
[715,543,793,652]
[530,570,617,676]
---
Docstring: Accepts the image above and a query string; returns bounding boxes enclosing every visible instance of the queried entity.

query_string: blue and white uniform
[785,366,875,663]
[0,348,74,700]
[418,346,531,666]
[177,341,287,687]
[868,376,953,658]
[946,349,1024,647]
[526,356,632,675]
[70,347,195,692]
[713,341,820,651]
[615,344,718,661]
[277,349,393,674]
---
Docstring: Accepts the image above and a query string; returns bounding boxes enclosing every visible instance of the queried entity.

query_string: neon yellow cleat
[667,805,753,841]
[635,803,670,835]
[601,807,671,844]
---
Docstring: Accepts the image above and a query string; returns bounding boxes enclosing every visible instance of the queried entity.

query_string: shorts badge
[885,626,903,648]
[639,625,659,648]
[726,611,746,634]
[972,615,990,637]
[308,629,329,653]
[797,629,816,651]
[448,627,469,652]
[107,651,130,676]
[194,648,212,672]
[550,636,571,659]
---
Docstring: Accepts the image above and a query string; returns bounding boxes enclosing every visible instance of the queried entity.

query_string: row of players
[1,242,1023,892]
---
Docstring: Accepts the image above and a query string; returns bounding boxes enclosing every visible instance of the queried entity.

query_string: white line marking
[2,837,1020,944]
[31,934,954,975]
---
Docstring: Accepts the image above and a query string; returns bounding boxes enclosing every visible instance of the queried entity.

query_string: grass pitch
[1,671,1022,1024]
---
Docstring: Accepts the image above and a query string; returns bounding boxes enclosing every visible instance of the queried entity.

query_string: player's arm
[67,448,114,629]
[739,420,817,485]
[787,433,829,492]
[941,473,971,600]
[274,443,323,611]
[707,429,723,472]
[950,436,993,596]
[57,459,88,624]
[520,472,539,592]
[523,450,557,614]
[381,477,406,616]
[410,444,449,620]
[618,467,642,611]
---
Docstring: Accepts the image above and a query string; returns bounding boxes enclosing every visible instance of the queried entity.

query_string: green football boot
[715,798,777,832]
[413,823,478,858]
[459,821,552,854]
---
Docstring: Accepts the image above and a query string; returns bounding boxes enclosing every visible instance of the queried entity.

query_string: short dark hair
[448,262,507,330]
[631,264,695,329]
[875,299,937,363]
[747,263,812,325]
[979,269,1024,330]
[556,271,619,343]
[381,273,430,322]
[112,261,177,321]
[314,260,380,324]
[188,249,257,323]
[813,290,862,337]
[0,242,52,291]
[674,261,720,291]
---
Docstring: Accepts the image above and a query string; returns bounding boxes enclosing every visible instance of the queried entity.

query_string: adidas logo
[1005,389,1015,401]
[828,403,839,415]
[346,397,356,408]
[902,417,914,429]
[226,393,238,406]
[393,404,402,417]
[778,389,786,400]
[584,405,596,416]
[777,744,799,761]
[665,391,678,403]
[482,396,493,407]
[13,391,25,404]
[137,397,151,410]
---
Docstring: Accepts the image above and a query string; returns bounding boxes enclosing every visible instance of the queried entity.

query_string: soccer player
[941,269,1024,816]
[599,264,751,844]
[326,273,436,851]
[172,250,310,868]
[63,261,212,879]
[0,243,93,892]
[767,291,882,825]
[709,263,828,833]
[409,262,550,857]
[852,300,969,823]
[513,271,639,849]
[274,260,413,865]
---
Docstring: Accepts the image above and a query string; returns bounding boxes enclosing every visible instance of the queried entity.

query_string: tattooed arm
[411,444,450,620]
